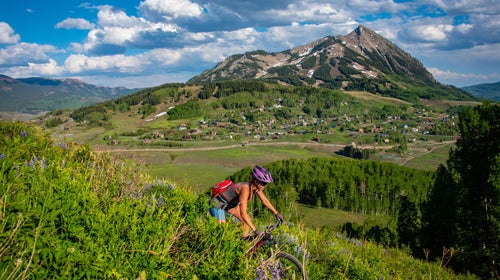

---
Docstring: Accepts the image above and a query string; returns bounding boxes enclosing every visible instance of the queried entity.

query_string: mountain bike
[246,220,308,280]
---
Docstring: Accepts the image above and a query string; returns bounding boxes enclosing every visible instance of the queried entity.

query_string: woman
[209,166,284,237]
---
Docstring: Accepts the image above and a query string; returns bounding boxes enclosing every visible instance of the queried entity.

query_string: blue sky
[0,0,499,88]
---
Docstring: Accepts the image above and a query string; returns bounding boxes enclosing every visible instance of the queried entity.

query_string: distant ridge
[188,25,475,102]
[462,81,500,101]
[0,75,139,114]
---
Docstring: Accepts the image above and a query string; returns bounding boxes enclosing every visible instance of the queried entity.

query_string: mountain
[462,81,500,101]
[188,25,475,102]
[0,74,139,114]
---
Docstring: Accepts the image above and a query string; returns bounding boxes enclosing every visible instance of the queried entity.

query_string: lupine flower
[0,153,5,161]
[56,143,68,149]
[20,130,28,139]
[156,196,164,207]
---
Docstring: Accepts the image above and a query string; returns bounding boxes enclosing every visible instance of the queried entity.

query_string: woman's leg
[227,205,251,236]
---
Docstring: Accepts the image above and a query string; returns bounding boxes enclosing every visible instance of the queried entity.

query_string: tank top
[219,182,252,210]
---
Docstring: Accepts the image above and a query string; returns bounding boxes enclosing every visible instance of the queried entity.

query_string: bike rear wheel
[256,251,308,280]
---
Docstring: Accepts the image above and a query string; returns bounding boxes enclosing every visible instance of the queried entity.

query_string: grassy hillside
[0,120,478,279]
[36,81,470,193]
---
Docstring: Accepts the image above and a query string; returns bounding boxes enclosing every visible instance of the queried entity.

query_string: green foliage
[397,195,420,251]
[267,65,299,76]
[423,103,500,278]
[69,84,186,123]
[167,100,202,120]
[231,158,434,217]
[45,117,64,128]
[335,145,375,159]
[313,63,333,82]
[138,104,156,119]
[301,56,317,69]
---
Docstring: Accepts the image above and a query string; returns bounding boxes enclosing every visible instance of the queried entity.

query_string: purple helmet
[251,166,273,183]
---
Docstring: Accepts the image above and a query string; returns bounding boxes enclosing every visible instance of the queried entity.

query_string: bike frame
[246,220,281,255]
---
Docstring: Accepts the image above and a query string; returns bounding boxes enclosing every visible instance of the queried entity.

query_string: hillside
[0,120,478,279]
[43,81,468,149]
[188,25,475,102]
[0,74,139,116]
[462,81,500,101]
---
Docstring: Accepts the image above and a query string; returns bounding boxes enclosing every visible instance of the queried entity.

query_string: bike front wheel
[256,251,308,280]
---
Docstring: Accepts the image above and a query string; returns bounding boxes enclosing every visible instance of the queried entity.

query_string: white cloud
[64,53,145,73]
[3,59,63,77]
[258,2,354,25]
[27,59,64,75]
[75,5,180,54]
[0,43,60,66]
[139,0,204,19]
[55,18,95,30]
[97,5,142,28]
[0,22,20,44]
[403,24,454,42]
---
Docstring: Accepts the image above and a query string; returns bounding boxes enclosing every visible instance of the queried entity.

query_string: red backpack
[212,179,234,200]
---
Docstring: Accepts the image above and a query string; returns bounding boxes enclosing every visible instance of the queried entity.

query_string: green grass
[114,144,337,192]
[403,141,454,170]
[297,204,389,229]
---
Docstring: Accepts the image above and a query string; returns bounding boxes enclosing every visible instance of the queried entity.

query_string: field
[101,139,453,191]
[106,142,346,192]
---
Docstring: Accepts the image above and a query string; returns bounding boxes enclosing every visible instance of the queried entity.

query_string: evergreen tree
[397,195,420,253]
[420,164,457,261]
[445,103,500,278]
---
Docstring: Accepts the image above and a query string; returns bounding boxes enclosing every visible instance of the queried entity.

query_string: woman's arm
[256,191,279,215]
[238,185,258,232]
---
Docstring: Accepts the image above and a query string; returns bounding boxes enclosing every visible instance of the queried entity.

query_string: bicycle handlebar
[264,219,283,233]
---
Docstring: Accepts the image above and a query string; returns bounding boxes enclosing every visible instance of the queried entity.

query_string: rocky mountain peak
[188,25,437,90]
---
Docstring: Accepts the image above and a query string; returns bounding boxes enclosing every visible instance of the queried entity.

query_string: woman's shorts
[209,207,226,221]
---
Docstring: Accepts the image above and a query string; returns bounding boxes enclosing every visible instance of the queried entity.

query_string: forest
[231,157,434,216]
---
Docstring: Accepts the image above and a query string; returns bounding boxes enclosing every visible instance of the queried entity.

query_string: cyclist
[209,166,284,238]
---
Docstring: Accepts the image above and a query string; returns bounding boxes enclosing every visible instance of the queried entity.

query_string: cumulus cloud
[0,43,60,66]
[55,18,95,30]
[0,22,21,44]
[64,53,145,74]
[400,24,454,43]
[75,5,180,54]
[138,0,204,19]
[3,59,64,77]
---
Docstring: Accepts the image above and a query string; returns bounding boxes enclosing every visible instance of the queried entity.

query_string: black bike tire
[275,251,308,280]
